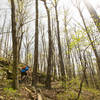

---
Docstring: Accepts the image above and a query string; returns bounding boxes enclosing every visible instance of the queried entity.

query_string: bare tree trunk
[76,67,87,100]
[0,13,7,56]
[32,0,39,86]
[40,24,48,73]
[40,0,53,88]
[77,45,89,87]
[54,0,65,82]
[11,0,19,89]
[16,0,30,63]
[71,53,76,78]
[43,1,53,89]
[17,31,24,63]
[63,8,73,80]
[88,53,99,89]
[3,25,10,58]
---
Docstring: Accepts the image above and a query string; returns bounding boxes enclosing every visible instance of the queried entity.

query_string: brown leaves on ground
[1,81,100,100]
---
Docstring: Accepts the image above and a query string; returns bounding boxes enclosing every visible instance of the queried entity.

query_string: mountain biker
[21,65,29,82]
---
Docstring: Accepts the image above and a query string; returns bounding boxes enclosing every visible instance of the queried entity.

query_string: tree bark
[54,0,66,82]
[11,0,19,89]
[42,0,53,89]
[32,0,39,86]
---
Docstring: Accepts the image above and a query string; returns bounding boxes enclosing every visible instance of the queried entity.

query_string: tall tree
[41,0,53,89]
[76,2,100,79]
[32,0,39,86]
[53,0,66,81]
[0,12,7,56]
[83,0,100,32]
[16,0,32,63]
[11,0,18,89]
[63,9,72,80]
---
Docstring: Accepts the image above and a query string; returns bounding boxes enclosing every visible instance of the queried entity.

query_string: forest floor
[0,58,100,100]
[0,79,100,100]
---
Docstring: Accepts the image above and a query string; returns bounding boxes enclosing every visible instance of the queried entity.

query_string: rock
[0,59,9,67]
[0,96,4,100]
[6,70,13,79]
[38,93,43,100]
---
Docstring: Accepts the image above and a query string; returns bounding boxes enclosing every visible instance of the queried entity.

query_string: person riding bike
[20,65,29,82]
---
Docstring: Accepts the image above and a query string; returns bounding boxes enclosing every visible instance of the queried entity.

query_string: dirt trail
[38,93,43,100]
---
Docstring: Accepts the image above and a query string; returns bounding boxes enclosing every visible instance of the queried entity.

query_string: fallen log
[24,87,37,100]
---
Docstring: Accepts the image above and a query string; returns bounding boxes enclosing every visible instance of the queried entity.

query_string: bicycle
[19,75,31,85]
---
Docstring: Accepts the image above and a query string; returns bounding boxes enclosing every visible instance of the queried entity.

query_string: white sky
[0,0,100,12]
[0,0,100,38]
[0,0,99,21]
[0,0,100,42]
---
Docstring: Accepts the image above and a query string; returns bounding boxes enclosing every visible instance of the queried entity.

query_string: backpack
[22,66,26,69]
[21,66,29,72]
[25,66,29,71]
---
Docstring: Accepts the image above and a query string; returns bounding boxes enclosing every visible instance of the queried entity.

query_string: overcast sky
[0,0,99,20]
[0,0,99,12]
[0,0,100,40]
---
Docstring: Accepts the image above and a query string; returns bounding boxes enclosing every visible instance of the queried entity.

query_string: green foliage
[69,29,86,51]
[0,57,9,67]
[77,65,83,73]
[28,53,32,59]
[57,92,68,100]
[57,90,83,100]
[37,72,46,84]
[3,80,13,88]
[0,69,6,80]
[85,88,100,96]
[4,87,16,93]
[3,87,16,98]
[62,78,80,90]
[8,65,13,72]
[0,57,8,61]
[18,63,25,68]
[66,91,78,100]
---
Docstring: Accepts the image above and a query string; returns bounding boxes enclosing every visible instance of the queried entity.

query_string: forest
[0,0,100,100]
